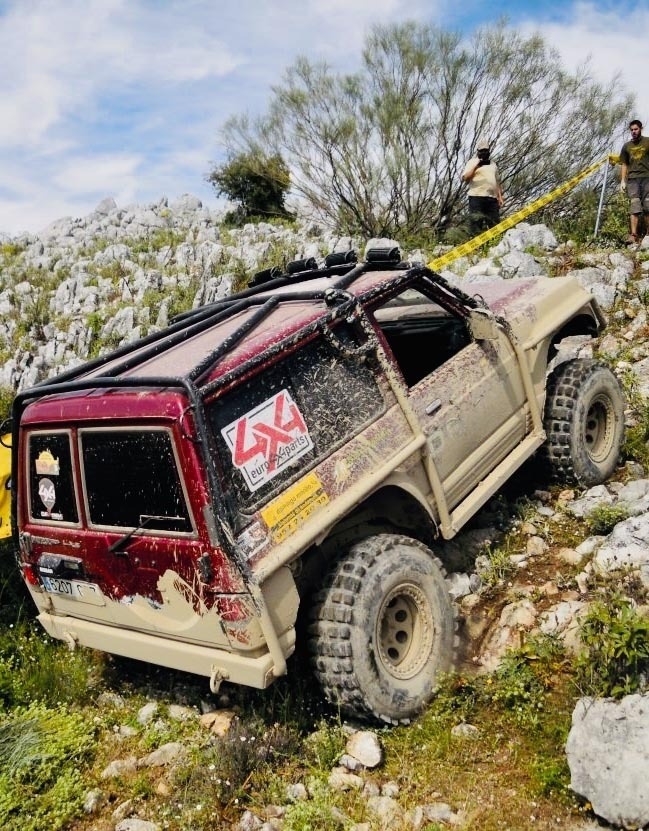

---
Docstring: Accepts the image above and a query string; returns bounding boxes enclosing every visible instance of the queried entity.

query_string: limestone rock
[345,730,383,769]
[100,756,137,779]
[138,741,186,768]
[567,695,649,829]
[366,795,404,830]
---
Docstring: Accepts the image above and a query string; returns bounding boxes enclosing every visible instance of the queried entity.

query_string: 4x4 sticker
[38,477,62,519]
[221,390,313,491]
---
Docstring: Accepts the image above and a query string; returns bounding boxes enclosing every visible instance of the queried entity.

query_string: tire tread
[307,534,456,725]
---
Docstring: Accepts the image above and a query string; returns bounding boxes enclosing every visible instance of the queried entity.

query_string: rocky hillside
[1,198,649,831]
[0,195,350,392]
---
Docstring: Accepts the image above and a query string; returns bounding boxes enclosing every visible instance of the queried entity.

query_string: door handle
[425,398,442,416]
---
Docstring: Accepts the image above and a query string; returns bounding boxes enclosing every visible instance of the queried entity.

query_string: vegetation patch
[0,702,97,831]
[585,503,629,535]
[576,592,649,698]
[0,620,105,709]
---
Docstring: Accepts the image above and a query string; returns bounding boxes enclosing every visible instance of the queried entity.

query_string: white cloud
[4,0,641,237]
[0,0,242,151]
[519,2,648,145]
[308,0,402,16]
[0,0,438,235]
[51,154,142,194]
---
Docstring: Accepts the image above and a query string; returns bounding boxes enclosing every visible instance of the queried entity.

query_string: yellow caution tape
[428,155,611,271]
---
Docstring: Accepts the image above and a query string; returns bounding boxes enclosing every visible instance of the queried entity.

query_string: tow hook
[209,665,230,694]
[63,631,79,650]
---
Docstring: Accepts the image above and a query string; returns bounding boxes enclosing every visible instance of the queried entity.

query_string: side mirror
[469,309,499,341]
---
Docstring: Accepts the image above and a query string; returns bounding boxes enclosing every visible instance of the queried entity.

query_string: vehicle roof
[63,266,431,388]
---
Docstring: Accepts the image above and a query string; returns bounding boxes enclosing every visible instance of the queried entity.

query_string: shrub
[477,542,517,589]
[619,368,649,468]
[489,635,567,729]
[208,152,292,224]
[576,593,649,698]
[585,503,629,535]
[173,715,303,817]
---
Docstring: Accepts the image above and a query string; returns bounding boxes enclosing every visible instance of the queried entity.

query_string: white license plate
[41,576,105,606]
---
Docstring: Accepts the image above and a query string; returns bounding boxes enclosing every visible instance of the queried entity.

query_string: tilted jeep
[11,246,625,724]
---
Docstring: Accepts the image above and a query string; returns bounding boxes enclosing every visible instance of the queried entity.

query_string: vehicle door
[372,287,528,509]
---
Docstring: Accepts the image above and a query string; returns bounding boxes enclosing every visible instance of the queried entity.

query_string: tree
[220,21,633,238]
[208,151,291,223]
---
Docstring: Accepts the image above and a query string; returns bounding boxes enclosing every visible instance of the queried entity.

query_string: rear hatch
[17,391,249,650]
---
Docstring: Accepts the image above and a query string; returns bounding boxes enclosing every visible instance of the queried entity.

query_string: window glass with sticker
[81,429,192,532]
[207,326,385,515]
[28,432,79,524]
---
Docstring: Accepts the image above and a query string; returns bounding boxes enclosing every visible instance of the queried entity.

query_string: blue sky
[0,0,646,235]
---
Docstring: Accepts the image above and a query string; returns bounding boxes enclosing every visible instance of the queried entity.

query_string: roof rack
[19,246,481,405]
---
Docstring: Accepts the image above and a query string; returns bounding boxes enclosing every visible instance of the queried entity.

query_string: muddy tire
[308,534,456,725]
[542,359,624,486]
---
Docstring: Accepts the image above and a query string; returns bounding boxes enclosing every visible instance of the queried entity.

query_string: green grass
[0,702,97,831]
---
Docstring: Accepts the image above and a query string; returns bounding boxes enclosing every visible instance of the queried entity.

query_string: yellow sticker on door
[261,472,329,543]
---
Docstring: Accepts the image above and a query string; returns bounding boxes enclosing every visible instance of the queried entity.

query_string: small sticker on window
[221,390,313,492]
[35,450,60,476]
[261,471,329,543]
[38,477,62,519]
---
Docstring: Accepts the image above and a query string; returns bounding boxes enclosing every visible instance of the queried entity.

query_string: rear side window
[208,328,385,512]
[28,432,79,524]
[80,429,192,533]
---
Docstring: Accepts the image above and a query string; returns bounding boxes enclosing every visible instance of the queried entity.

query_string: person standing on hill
[462,138,504,237]
[619,119,649,245]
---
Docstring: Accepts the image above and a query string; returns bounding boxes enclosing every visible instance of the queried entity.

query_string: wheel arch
[293,484,438,598]
[547,312,601,364]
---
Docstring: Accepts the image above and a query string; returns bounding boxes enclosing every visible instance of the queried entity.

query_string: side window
[28,432,79,525]
[207,325,385,513]
[80,429,192,533]
[372,288,471,386]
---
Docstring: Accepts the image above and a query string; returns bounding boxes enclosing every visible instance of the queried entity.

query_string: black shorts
[468,196,500,233]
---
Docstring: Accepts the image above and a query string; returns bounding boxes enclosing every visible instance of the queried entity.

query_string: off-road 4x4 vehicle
[11,246,624,724]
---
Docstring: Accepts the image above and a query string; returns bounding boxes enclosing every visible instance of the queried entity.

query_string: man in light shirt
[462,139,504,237]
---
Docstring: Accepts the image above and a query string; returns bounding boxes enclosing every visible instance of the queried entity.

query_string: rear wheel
[542,359,624,485]
[308,534,456,725]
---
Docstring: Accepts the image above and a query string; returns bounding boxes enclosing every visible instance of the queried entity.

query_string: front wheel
[308,534,456,725]
[541,359,625,486]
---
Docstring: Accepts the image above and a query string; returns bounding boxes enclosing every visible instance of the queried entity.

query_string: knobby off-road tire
[542,359,625,486]
[308,534,456,725]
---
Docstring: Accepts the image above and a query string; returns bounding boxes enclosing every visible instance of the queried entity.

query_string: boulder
[566,695,649,829]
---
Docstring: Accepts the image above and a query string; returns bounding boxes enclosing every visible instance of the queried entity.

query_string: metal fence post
[594,157,611,238]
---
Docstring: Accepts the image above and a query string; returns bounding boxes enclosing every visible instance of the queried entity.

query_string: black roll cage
[11,258,485,567]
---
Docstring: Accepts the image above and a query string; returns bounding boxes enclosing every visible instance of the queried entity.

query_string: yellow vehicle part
[0,434,11,539]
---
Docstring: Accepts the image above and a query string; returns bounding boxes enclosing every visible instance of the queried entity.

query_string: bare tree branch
[214,21,633,238]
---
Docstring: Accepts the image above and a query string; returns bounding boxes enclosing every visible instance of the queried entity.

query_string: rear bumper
[38,611,296,689]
